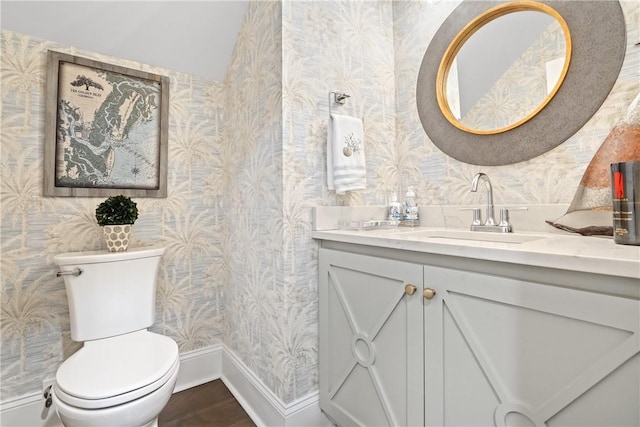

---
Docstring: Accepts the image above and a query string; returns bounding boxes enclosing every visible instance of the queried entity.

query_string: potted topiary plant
[95,195,139,252]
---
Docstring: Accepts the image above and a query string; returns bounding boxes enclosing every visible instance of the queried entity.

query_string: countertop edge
[312,228,640,280]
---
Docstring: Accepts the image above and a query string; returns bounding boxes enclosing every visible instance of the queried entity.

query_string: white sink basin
[392,229,545,244]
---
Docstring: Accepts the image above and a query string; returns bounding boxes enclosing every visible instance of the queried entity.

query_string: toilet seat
[55,330,179,410]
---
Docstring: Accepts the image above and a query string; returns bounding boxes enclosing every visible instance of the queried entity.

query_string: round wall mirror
[416,0,626,166]
[437,2,571,135]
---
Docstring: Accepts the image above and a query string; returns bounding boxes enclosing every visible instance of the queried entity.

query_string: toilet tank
[54,247,165,342]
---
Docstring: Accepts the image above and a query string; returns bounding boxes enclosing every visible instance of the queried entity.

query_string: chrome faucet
[468,173,527,233]
[470,173,496,226]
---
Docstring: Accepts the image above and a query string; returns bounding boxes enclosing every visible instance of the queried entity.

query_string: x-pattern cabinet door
[319,249,424,427]
[423,265,640,427]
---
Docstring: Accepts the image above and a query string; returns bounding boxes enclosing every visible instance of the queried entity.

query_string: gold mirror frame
[436,1,572,135]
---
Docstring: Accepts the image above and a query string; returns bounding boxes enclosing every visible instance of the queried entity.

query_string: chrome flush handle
[56,268,82,277]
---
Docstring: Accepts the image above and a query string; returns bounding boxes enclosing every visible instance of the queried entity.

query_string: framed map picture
[44,51,169,197]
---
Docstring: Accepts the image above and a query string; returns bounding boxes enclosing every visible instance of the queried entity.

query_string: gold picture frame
[43,50,169,197]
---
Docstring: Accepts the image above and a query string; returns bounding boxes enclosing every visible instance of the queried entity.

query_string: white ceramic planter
[103,224,132,252]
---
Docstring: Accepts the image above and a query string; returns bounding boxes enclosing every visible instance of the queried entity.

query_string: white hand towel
[327,114,366,194]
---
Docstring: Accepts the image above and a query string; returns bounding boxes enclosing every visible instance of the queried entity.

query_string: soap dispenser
[388,193,403,222]
[402,186,419,227]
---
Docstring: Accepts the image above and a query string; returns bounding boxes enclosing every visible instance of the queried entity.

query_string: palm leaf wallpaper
[1,0,638,408]
[0,30,225,400]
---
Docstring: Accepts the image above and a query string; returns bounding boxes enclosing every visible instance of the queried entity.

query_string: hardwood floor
[159,380,255,427]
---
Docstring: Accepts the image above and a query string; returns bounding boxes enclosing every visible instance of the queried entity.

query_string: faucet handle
[470,208,482,226]
[499,208,510,227]
[460,207,483,226]
[499,207,528,228]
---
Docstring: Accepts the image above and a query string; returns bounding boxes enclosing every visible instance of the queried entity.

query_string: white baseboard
[0,344,331,427]
[221,348,332,427]
[173,342,223,393]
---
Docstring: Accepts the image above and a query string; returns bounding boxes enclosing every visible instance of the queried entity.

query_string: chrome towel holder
[328,91,350,117]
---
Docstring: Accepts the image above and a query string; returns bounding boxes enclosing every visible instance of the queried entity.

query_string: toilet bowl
[53,247,179,427]
[52,330,179,427]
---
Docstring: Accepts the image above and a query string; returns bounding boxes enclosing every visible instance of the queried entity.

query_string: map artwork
[55,62,161,189]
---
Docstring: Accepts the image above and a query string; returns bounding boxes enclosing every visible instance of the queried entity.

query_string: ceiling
[0,1,249,82]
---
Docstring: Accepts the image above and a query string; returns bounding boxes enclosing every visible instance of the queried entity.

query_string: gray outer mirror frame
[416,0,626,166]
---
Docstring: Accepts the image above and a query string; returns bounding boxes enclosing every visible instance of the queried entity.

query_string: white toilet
[52,246,179,427]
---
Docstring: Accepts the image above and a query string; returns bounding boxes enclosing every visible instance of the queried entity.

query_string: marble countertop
[312,226,640,280]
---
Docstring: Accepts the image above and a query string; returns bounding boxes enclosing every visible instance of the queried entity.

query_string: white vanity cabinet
[318,247,640,427]
[319,248,425,426]
[423,264,639,427]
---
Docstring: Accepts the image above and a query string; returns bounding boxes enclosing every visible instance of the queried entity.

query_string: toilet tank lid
[54,246,165,266]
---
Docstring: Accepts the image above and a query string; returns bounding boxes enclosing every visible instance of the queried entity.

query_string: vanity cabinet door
[423,265,640,427]
[319,249,424,427]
